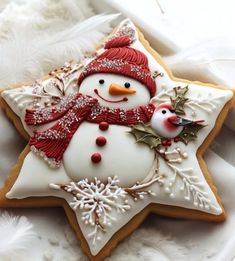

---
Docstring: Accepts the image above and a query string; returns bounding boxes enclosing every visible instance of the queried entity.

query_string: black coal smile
[94,89,128,103]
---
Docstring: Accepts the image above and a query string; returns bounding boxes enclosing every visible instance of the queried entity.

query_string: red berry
[96,136,107,147]
[167,140,172,146]
[174,137,180,142]
[99,121,109,131]
[162,140,167,146]
[91,153,102,163]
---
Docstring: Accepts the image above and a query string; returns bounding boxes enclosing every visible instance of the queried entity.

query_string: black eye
[162,110,166,114]
[99,79,105,84]
[124,82,131,88]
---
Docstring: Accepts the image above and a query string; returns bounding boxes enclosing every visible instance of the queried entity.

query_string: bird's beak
[176,118,193,126]
[109,83,136,96]
[168,116,192,126]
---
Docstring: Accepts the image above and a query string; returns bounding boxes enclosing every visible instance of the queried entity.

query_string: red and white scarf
[25,93,155,166]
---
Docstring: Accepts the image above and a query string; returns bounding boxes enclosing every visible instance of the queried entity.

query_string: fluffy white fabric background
[0,211,35,260]
[0,0,235,261]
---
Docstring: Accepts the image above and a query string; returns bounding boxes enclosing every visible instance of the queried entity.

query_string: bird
[150,103,204,140]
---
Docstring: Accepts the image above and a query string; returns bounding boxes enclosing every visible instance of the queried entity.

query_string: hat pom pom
[105,36,131,49]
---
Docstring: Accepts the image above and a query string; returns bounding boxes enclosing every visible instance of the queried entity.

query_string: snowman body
[62,73,155,186]
[63,123,155,187]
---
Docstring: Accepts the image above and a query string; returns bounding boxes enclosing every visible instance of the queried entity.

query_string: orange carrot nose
[109,83,136,96]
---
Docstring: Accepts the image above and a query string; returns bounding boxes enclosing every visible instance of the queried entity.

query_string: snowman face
[79,73,151,109]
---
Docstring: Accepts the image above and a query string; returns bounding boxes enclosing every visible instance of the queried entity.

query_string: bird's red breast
[163,115,178,131]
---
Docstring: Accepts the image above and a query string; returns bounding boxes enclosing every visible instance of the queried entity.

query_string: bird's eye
[99,79,105,84]
[162,110,166,114]
[124,82,131,88]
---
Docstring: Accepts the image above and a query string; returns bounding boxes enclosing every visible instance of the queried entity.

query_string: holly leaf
[178,122,205,145]
[129,123,162,149]
[171,86,189,115]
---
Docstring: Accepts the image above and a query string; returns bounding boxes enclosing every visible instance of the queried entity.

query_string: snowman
[25,36,194,187]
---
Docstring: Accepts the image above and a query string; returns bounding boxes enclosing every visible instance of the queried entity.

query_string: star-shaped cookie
[0,19,234,260]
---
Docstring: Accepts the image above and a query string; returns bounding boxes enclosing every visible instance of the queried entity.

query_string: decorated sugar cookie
[0,19,234,260]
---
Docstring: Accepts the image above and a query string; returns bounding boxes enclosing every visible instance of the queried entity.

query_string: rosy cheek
[163,118,177,131]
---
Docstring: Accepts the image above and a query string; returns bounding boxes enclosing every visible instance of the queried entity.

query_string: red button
[99,121,109,131]
[96,136,107,147]
[91,153,102,163]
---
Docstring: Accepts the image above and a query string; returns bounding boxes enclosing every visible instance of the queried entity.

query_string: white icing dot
[194,202,198,206]
[191,111,196,117]
[165,187,170,193]
[184,196,190,201]
[169,193,175,198]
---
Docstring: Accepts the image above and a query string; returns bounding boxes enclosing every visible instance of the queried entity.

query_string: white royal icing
[1,19,233,256]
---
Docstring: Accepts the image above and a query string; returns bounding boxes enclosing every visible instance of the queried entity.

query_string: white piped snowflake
[50,177,131,244]
[50,173,164,244]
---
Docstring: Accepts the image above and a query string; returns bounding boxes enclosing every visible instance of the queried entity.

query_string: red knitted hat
[78,36,157,97]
